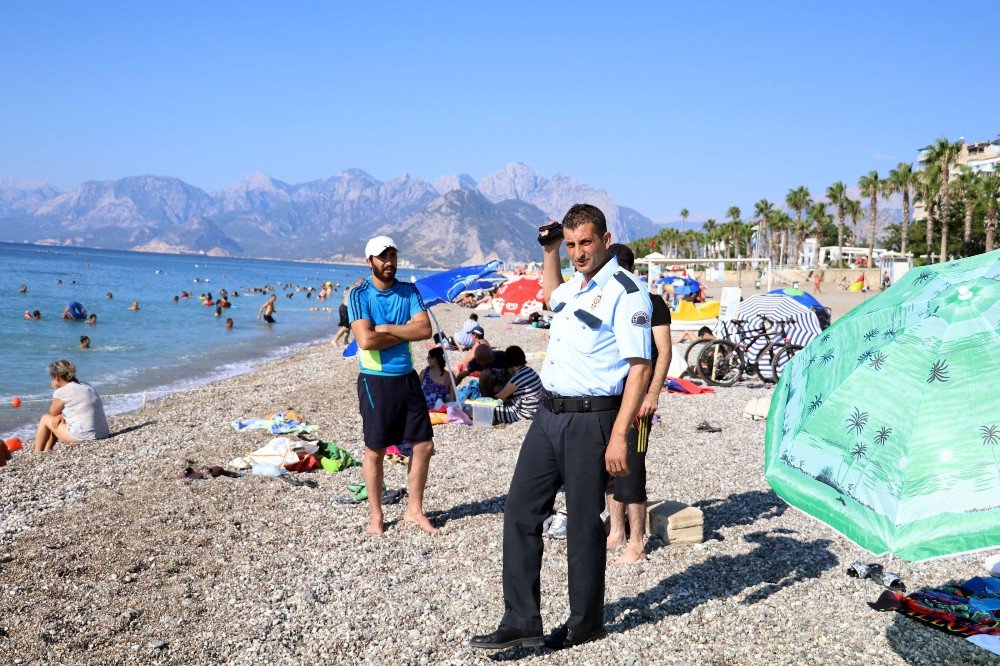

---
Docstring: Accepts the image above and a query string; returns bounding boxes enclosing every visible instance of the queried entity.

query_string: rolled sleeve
[613,290,653,361]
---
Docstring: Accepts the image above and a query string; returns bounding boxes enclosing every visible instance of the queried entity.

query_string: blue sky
[2,1,998,222]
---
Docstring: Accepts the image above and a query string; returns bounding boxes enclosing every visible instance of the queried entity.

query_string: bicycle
[695,316,802,386]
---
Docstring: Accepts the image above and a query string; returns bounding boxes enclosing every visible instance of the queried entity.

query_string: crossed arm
[351,311,432,351]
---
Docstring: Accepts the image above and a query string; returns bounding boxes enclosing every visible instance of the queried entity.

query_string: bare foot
[606,534,626,551]
[614,543,647,565]
[365,518,385,536]
[404,512,439,535]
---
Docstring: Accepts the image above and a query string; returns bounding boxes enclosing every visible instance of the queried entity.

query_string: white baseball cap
[365,235,397,259]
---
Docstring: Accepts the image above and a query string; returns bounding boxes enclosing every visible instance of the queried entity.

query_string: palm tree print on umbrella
[847,407,869,436]
[856,348,877,368]
[806,395,823,415]
[874,426,892,446]
[982,425,1000,492]
[864,328,880,342]
[820,350,835,366]
[914,269,934,285]
[846,442,869,491]
[927,359,950,383]
[869,352,887,371]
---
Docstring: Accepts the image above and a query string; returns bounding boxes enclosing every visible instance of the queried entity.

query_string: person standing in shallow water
[348,236,437,536]
[258,294,277,323]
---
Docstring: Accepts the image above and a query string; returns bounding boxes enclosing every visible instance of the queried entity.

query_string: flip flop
[696,421,723,433]
[178,467,205,480]
[281,476,318,489]
[846,560,872,579]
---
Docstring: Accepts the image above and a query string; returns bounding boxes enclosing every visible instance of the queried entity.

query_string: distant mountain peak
[434,173,477,194]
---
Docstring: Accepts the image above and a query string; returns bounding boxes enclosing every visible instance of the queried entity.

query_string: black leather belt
[541,391,622,414]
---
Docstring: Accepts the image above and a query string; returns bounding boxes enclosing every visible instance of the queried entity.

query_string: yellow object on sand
[673,301,721,320]
[849,278,865,292]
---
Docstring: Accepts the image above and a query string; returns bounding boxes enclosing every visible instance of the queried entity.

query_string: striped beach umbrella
[715,294,822,376]
[765,250,1000,560]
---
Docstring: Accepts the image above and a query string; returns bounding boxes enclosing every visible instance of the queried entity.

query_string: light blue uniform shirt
[541,256,653,396]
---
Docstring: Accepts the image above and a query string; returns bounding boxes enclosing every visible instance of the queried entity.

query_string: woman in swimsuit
[419,346,454,408]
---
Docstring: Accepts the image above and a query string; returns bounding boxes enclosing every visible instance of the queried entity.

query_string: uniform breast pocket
[569,309,605,355]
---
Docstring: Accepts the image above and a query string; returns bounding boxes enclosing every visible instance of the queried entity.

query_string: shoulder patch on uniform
[613,271,639,293]
[631,311,650,326]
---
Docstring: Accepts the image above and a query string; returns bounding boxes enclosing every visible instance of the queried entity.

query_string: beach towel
[316,441,359,473]
[231,412,319,435]
[665,378,715,395]
[872,577,1000,638]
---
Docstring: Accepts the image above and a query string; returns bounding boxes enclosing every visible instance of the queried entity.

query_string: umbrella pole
[427,308,462,407]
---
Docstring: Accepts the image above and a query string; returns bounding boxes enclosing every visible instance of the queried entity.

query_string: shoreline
[0,303,989,665]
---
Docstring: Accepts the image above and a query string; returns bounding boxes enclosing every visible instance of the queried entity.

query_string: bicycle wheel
[696,340,744,387]
[683,339,712,376]
[761,343,803,382]
[755,338,784,382]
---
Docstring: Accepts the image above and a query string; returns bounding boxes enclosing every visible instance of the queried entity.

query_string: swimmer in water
[225,317,234,329]
[19,284,27,294]
[25,310,41,320]
[257,294,277,323]
[106,292,113,299]
[128,300,140,311]
[88,314,97,324]
[79,335,91,349]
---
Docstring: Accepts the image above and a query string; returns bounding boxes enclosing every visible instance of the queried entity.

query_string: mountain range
[0,165,661,266]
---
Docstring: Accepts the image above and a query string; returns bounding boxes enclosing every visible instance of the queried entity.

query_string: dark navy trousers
[501,404,616,634]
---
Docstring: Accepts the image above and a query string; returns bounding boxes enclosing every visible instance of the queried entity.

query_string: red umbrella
[493,277,545,316]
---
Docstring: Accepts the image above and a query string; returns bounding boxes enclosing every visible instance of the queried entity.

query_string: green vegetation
[629,137,999,267]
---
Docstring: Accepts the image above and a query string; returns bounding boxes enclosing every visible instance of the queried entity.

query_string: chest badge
[590,295,602,309]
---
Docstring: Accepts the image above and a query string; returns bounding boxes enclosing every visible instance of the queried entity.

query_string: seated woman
[492,346,543,424]
[34,359,110,452]
[419,347,455,408]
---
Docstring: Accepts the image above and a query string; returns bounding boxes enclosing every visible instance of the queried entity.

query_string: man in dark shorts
[348,236,438,536]
[605,243,672,564]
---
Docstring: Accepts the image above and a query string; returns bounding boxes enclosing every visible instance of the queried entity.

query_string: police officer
[470,204,652,651]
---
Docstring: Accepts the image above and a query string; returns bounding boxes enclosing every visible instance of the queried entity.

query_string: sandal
[696,421,722,433]
[178,467,205,480]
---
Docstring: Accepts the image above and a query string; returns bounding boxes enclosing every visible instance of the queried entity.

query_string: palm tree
[826,182,847,266]
[916,168,940,261]
[845,197,862,247]
[952,167,978,257]
[807,202,831,267]
[980,171,999,252]
[770,211,794,266]
[858,171,882,267]
[884,163,916,256]
[679,208,690,233]
[726,207,742,258]
[702,219,718,257]
[923,138,964,263]
[785,187,812,265]
[753,199,776,261]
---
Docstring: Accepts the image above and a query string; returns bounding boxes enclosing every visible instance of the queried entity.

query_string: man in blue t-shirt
[348,236,437,536]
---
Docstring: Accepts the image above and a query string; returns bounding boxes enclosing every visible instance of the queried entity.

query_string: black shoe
[469,626,544,650]
[544,624,607,650]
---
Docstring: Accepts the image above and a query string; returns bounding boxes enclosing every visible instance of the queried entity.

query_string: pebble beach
[0,301,995,665]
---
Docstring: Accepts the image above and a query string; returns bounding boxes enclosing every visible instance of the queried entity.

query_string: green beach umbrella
[765,250,1000,561]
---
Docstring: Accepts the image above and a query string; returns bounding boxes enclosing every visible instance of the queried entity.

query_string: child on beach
[79,336,90,349]
[34,359,110,452]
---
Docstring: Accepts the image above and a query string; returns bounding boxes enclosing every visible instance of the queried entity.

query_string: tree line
[630,137,999,267]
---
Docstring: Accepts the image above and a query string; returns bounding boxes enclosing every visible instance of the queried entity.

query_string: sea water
[0,243,428,437]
